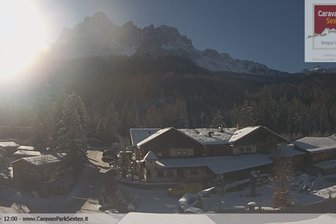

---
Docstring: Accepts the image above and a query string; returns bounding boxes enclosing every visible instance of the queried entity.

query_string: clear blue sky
[37,0,336,73]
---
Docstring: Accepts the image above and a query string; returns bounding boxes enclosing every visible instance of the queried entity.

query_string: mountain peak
[82,11,117,28]
[123,20,135,27]
[121,20,137,30]
[51,13,287,76]
[158,25,179,33]
[91,11,110,21]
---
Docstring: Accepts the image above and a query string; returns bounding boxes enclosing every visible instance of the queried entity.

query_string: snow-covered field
[117,173,336,213]
[117,184,179,213]
[117,213,336,224]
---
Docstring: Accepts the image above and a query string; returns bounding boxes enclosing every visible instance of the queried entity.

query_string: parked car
[178,187,216,213]
[103,148,117,157]
[167,183,203,198]
[117,150,135,161]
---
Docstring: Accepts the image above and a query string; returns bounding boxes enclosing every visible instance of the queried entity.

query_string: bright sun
[0,0,48,80]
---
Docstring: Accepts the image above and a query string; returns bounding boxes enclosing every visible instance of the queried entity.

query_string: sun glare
[0,0,48,81]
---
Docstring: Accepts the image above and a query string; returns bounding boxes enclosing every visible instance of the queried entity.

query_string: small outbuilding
[11,154,67,192]
[293,135,336,163]
[17,145,36,151]
[13,150,41,159]
[0,141,19,155]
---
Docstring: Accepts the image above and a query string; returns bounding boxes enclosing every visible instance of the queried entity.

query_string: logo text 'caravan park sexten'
[305,0,336,62]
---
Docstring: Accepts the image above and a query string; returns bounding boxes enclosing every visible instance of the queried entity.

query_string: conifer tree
[55,93,88,177]
[209,110,224,128]
[98,102,121,142]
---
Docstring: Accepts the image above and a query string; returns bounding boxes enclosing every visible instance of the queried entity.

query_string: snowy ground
[117,184,179,213]
[117,213,336,224]
[116,173,336,213]
[2,148,336,214]
[87,149,110,171]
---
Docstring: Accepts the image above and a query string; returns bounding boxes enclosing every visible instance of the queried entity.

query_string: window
[177,150,187,156]
[157,169,164,178]
[313,153,328,162]
[170,148,194,157]
[190,168,198,175]
[232,148,239,154]
[246,146,251,153]
[166,169,175,177]
[146,169,151,179]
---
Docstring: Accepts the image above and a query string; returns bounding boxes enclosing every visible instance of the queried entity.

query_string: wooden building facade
[136,128,205,159]
[132,126,289,184]
[11,154,67,192]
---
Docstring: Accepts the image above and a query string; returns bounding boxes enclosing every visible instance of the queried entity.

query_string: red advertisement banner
[314,5,336,34]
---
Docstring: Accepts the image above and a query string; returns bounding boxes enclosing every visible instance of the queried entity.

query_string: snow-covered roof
[209,154,273,174]
[228,126,260,143]
[17,145,35,151]
[312,159,336,170]
[136,127,237,147]
[129,128,160,146]
[14,154,64,166]
[179,128,236,145]
[135,126,286,148]
[0,141,19,148]
[276,144,306,157]
[13,150,41,158]
[228,126,287,143]
[137,127,173,147]
[156,154,273,175]
[293,136,336,153]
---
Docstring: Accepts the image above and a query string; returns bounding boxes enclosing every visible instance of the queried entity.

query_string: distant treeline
[1,55,336,143]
